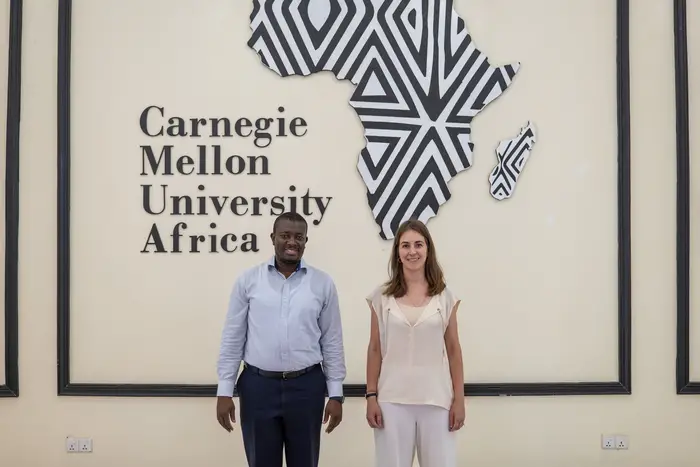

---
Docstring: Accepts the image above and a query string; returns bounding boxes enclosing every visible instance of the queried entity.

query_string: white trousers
[374,401,456,467]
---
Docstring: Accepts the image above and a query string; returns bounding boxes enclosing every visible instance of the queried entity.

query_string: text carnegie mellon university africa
[138,105,333,254]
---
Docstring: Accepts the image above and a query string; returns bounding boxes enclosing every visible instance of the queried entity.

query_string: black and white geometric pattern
[489,121,537,201]
[248,0,520,239]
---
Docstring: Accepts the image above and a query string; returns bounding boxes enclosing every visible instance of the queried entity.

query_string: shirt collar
[268,255,306,272]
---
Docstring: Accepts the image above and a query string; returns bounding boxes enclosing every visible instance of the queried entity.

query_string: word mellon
[142,221,257,254]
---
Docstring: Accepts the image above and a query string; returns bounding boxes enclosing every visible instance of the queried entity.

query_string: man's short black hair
[273,212,307,233]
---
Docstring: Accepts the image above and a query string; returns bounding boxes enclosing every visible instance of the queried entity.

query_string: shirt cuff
[326,380,343,398]
[217,380,235,397]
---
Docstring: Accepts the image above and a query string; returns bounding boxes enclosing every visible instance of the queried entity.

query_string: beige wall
[1,0,699,465]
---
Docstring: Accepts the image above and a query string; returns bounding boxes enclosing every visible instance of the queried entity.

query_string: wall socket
[601,435,616,449]
[601,434,628,450]
[65,437,77,452]
[65,436,92,453]
[615,435,629,450]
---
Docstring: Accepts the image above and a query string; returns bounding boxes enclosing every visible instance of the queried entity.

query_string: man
[216,212,346,467]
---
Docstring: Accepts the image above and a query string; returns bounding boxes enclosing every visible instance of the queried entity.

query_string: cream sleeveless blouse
[366,286,460,411]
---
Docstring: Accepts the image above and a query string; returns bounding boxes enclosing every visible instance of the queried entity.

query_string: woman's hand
[448,399,465,431]
[366,397,383,429]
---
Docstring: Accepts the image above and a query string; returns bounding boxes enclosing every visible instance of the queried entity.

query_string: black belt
[244,363,320,380]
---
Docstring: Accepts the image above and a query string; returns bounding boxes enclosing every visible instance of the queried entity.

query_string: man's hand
[216,396,236,432]
[323,399,342,433]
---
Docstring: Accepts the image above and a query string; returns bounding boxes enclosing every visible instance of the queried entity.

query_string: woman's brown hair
[383,219,446,298]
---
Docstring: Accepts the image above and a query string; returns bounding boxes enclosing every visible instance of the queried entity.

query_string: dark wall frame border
[674,0,700,394]
[0,0,22,399]
[56,0,631,397]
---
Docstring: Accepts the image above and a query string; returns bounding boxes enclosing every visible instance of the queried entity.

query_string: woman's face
[398,229,427,272]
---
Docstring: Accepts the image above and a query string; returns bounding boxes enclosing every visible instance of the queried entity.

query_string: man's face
[271,219,307,263]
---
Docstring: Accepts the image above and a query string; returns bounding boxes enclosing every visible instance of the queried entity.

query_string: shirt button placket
[281,281,290,365]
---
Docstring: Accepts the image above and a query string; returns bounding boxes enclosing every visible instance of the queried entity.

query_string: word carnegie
[139,105,307,149]
[139,105,334,254]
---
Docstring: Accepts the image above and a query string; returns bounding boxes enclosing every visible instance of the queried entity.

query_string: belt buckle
[282,371,290,380]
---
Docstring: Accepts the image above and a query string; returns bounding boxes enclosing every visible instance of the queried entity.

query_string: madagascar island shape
[248,0,519,239]
[489,121,537,201]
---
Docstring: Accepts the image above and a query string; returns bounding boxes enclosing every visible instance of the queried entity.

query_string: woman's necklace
[402,294,429,307]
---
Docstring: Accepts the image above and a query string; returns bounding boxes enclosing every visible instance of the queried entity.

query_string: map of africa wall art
[248,0,536,239]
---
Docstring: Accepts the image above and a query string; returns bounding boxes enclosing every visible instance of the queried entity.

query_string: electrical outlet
[78,438,92,452]
[65,437,78,452]
[66,436,92,453]
[615,435,629,450]
[601,435,616,450]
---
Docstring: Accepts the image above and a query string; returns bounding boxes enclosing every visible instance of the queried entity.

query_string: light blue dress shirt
[217,256,346,398]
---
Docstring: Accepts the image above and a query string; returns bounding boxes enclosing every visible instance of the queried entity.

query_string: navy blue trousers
[237,364,326,467]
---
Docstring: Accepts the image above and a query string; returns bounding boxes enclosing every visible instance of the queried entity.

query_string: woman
[365,219,465,467]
